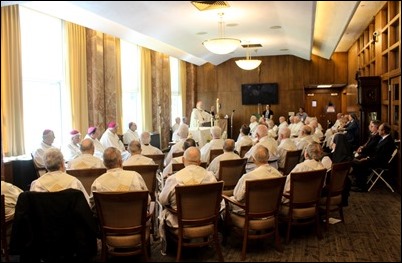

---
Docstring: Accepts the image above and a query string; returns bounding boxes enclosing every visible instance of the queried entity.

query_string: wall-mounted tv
[241,83,279,105]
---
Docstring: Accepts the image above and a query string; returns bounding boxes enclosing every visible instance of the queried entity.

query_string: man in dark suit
[351,122,396,191]
[355,119,382,159]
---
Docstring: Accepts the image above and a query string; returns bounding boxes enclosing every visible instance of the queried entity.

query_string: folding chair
[366,148,398,192]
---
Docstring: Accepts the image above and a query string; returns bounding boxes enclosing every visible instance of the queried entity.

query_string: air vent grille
[241,44,263,48]
[191,1,230,11]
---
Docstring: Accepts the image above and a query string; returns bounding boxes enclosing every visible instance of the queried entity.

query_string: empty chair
[239,145,252,158]
[218,158,248,196]
[278,149,302,175]
[209,149,224,164]
[366,148,398,192]
[144,154,165,172]
[279,169,327,244]
[319,162,352,229]
[93,191,153,261]
[66,168,107,195]
[164,181,224,262]
[222,177,286,260]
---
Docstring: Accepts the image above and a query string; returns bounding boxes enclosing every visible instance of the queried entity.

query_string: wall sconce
[372,31,379,43]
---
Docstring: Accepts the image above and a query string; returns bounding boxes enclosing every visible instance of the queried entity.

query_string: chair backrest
[289,169,327,209]
[209,149,224,164]
[388,148,398,164]
[239,145,252,158]
[123,164,159,201]
[218,158,248,196]
[1,194,9,262]
[175,181,223,225]
[326,162,352,197]
[171,162,207,173]
[66,168,107,195]
[245,176,286,219]
[172,151,184,158]
[281,149,302,175]
[93,191,149,260]
[143,154,165,171]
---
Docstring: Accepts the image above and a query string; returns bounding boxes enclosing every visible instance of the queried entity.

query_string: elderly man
[235,124,253,154]
[207,139,241,179]
[123,122,140,145]
[100,121,130,160]
[123,140,155,166]
[189,101,212,128]
[32,129,57,168]
[89,147,150,209]
[63,129,82,162]
[1,181,23,221]
[140,131,163,155]
[200,126,225,163]
[277,127,297,169]
[67,138,105,169]
[164,124,189,166]
[158,146,217,253]
[85,126,105,160]
[30,148,90,204]
[162,138,197,178]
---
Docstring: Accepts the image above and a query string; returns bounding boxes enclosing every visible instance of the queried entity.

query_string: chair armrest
[164,205,177,215]
[147,201,156,220]
[222,194,245,209]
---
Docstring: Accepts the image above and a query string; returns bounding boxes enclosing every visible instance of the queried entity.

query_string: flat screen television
[241,83,279,105]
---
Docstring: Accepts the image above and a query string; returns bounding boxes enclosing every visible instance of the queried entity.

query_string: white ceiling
[2,1,386,66]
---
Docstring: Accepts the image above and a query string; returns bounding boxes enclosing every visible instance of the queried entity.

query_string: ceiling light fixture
[202,12,240,55]
[235,45,262,70]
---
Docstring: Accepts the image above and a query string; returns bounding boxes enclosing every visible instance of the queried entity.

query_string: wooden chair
[164,182,224,262]
[171,162,207,173]
[279,169,327,244]
[278,149,303,175]
[144,154,165,172]
[93,191,154,262]
[1,194,12,262]
[222,177,286,260]
[217,158,248,196]
[319,162,352,229]
[209,149,224,164]
[172,152,184,158]
[123,164,159,238]
[66,168,107,195]
[239,145,252,158]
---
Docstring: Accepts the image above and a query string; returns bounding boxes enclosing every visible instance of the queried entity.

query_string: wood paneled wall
[194,53,349,139]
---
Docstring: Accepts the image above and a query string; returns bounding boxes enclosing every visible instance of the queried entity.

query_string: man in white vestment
[189,101,212,128]
[89,147,150,209]
[277,127,297,169]
[1,181,23,221]
[32,129,57,168]
[100,121,130,160]
[249,115,259,139]
[207,139,240,179]
[123,122,140,145]
[30,148,90,204]
[63,129,82,163]
[171,117,181,142]
[67,138,105,169]
[140,131,163,155]
[85,126,105,160]
[200,126,225,163]
[162,138,196,178]
[235,125,253,154]
[123,140,155,166]
[164,124,189,166]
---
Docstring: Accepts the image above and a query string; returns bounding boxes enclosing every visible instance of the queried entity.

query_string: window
[20,6,69,154]
[121,40,143,133]
[170,57,182,125]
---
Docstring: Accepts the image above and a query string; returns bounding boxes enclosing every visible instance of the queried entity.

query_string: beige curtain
[179,60,187,117]
[1,5,25,156]
[114,38,123,134]
[140,47,152,132]
[65,21,89,134]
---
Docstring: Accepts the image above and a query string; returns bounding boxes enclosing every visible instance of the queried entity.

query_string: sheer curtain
[65,21,88,133]
[1,5,25,156]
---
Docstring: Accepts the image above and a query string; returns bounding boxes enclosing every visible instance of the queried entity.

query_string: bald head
[223,139,235,152]
[103,147,122,169]
[252,145,270,165]
[80,138,95,155]
[128,140,142,155]
[183,147,201,166]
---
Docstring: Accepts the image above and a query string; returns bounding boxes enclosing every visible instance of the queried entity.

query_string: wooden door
[304,89,342,129]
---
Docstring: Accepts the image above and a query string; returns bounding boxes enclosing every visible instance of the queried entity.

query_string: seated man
[140,131,163,155]
[277,127,297,170]
[123,122,140,145]
[100,121,130,161]
[200,126,224,163]
[235,124,253,154]
[164,124,189,166]
[171,117,181,142]
[67,138,105,169]
[89,147,150,209]
[32,129,56,168]
[30,148,90,204]
[1,180,23,221]
[158,147,217,254]
[351,122,396,192]
[62,129,82,163]
[207,139,240,179]
[123,140,155,166]
[162,138,196,178]
[84,126,105,160]
[354,119,381,159]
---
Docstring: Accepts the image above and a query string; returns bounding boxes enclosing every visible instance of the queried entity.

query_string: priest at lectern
[189,101,213,128]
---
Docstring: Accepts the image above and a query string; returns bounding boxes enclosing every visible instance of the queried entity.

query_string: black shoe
[351,186,367,192]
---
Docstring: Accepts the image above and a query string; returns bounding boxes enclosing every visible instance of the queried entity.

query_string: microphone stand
[230,110,235,139]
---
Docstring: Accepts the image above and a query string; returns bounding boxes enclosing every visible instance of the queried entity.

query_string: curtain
[1,5,25,156]
[140,47,152,132]
[179,60,187,117]
[114,38,122,134]
[65,21,89,134]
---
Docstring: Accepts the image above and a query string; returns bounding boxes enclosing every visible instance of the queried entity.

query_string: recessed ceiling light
[270,26,282,29]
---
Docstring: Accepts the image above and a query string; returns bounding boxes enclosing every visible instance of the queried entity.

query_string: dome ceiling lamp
[235,44,262,70]
[202,12,241,55]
